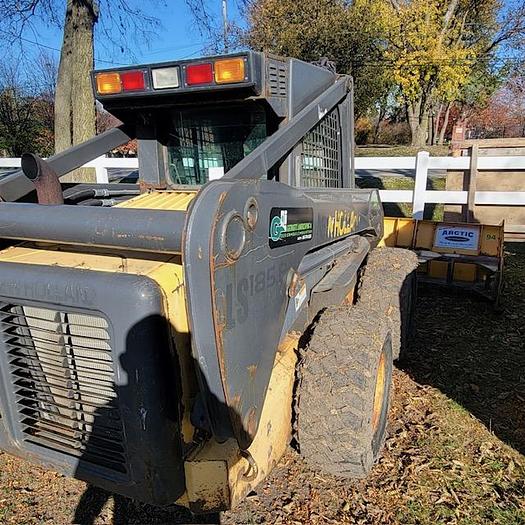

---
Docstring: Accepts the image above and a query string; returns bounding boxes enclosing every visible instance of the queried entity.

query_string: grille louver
[1,304,127,474]
[268,61,288,97]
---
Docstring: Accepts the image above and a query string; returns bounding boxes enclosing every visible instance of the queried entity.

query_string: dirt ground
[1,244,524,525]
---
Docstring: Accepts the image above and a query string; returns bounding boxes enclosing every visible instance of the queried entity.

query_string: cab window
[167,105,268,185]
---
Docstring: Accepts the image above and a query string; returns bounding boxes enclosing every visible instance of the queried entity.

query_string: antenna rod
[222,0,228,52]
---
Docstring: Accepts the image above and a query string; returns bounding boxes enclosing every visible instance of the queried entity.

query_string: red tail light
[120,71,145,91]
[186,63,213,85]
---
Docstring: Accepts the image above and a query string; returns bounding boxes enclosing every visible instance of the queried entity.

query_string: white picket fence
[1,151,524,220]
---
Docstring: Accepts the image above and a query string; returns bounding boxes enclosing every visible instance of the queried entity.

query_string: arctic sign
[434,224,480,251]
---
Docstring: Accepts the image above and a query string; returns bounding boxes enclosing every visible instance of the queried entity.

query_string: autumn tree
[378,0,525,147]
[468,75,525,137]
[0,60,56,157]
[194,0,391,118]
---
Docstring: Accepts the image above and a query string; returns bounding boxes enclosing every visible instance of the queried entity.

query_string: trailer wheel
[295,305,393,478]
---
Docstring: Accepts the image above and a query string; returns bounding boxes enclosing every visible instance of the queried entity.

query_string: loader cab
[93,51,354,189]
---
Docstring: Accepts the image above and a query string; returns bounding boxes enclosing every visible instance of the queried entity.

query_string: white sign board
[434,224,480,251]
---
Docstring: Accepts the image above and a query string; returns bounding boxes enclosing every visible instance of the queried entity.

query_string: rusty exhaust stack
[21,153,64,205]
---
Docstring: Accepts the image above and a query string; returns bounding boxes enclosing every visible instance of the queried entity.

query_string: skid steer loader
[0,52,417,513]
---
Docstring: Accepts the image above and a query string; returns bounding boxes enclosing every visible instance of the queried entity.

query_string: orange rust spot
[288,272,301,298]
[247,364,257,379]
[245,407,257,438]
[231,393,241,410]
[343,286,355,305]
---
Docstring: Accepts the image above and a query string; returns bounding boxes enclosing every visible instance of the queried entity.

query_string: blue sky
[1,0,520,72]
[4,0,245,69]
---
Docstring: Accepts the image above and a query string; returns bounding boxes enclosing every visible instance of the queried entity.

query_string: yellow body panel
[453,263,477,282]
[415,222,435,250]
[428,260,449,280]
[116,189,197,211]
[183,342,297,513]
[480,225,502,257]
[381,217,415,247]
[381,218,504,258]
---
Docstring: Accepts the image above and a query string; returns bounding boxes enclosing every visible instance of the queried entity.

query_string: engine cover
[0,262,185,504]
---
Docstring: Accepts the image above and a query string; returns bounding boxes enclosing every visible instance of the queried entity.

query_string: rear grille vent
[0,304,127,474]
[268,61,288,97]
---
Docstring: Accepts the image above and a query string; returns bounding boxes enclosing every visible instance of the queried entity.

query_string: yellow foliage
[370,0,481,103]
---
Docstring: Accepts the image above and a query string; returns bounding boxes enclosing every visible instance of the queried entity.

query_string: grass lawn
[356,145,450,157]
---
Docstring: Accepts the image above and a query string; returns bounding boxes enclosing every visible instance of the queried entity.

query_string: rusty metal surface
[21,153,64,205]
[183,341,298,513]
[0,125,134,202]
[184,177,383,450]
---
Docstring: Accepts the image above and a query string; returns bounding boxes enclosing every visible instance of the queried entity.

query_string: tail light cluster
[95,56,248,96]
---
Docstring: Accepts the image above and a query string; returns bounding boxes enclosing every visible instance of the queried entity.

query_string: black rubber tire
[358,247,418,361]
[398,270,417,362]
[296,304,393,478]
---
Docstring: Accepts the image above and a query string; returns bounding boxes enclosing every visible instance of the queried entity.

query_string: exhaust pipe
[21,153,64,205]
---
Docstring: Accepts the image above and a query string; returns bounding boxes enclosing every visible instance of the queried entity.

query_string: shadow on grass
[399,243,525,455]
[73,486,220,525]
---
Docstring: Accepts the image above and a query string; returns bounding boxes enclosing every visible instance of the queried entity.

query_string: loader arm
[184,178,382,449]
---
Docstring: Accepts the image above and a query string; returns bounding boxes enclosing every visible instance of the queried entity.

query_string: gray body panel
[184,178,382,447]
[0,202,185,254]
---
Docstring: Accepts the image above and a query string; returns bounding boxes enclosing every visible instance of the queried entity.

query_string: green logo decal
[270,211,287,241]
[269,207,313,248]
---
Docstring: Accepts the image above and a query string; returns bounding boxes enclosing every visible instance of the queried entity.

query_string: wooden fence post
[412,150,429,220]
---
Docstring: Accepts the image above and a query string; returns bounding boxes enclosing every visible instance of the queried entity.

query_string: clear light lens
[95,72,122,95]
[152,66,180,89]
[215,58,245,84]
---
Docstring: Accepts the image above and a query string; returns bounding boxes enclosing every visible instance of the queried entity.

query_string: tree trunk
[54,0,74,154]
[372,104,387,143]
[71,0,97,147]
[407,99,428,148]
[434,103,443,145]
[55,0,98,182]
[427,111,434,146]
[437,102,452,145]
[70,0,98,182]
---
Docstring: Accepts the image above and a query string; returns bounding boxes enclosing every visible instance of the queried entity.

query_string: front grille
[0,304,127,474]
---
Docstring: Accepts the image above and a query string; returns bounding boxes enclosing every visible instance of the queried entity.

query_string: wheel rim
[371,352,387,432]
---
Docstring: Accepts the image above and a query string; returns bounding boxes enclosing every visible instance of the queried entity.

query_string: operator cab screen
[166,104,268,185]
